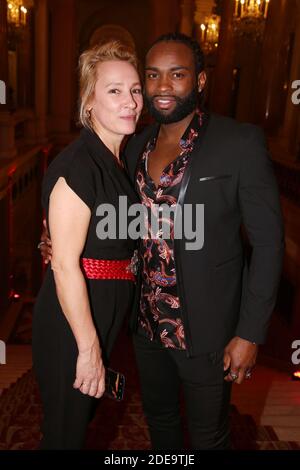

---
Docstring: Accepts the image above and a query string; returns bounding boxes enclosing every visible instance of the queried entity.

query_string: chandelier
[199,14,221,54]
[7,0,33,27]
[233,0,270,40]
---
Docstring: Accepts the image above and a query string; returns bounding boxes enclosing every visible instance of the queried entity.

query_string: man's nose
[156,75,173,94]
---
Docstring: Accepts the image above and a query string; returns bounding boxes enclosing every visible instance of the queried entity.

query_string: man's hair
[78,40,138,129]
[147,32,205,77]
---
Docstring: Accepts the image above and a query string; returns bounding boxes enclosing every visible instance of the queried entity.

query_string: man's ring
[229,371,239,381]
[245,370,252,379]
[37,241,45,250]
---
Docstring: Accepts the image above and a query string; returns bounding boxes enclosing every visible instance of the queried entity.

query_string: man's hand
[223,336,258,384]
[39,219,52,264]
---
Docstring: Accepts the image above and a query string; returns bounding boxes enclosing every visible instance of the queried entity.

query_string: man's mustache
[146,94,182,103]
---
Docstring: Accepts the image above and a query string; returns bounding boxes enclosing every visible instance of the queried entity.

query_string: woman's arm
[49,176,105,398]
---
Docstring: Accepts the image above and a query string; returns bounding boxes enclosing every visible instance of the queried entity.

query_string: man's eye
[147,73,158,79]
[173,73,184,79]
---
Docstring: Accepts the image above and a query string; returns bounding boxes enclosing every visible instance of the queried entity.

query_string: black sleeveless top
[42,128,139,260]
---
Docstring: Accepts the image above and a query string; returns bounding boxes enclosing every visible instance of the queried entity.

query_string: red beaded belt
[81,257,136,281]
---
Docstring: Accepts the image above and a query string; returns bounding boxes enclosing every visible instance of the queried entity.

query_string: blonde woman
[32,41,143,449]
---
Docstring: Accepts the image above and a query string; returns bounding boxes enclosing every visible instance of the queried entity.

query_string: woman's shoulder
[42,134,97,210]
[47,135,93,176]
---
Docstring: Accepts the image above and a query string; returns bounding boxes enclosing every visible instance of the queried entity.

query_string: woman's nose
[125,93,138,109]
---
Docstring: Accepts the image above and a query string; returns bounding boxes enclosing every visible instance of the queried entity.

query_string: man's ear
[197,71,207,93]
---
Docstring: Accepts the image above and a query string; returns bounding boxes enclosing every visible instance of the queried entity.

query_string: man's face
[144,41,199,124]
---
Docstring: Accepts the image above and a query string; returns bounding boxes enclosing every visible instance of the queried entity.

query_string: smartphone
[105,368,125,401]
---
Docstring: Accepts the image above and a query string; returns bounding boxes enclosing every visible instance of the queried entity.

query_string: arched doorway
[89,24,136,50]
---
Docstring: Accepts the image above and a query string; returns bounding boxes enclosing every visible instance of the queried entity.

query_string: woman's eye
[132,88,142,94]
[109,89,120,94]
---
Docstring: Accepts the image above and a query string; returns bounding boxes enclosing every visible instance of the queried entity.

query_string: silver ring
[37,241,46,250]
[245,370,252,379]
[229,371,239,381]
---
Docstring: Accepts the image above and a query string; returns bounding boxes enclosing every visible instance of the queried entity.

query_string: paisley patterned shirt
[136,111,205,349]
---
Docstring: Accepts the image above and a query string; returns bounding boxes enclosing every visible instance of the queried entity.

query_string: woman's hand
[73,335,106,398]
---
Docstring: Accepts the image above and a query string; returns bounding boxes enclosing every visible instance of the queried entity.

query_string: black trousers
[133,333,232,450]
[33,272,134,449]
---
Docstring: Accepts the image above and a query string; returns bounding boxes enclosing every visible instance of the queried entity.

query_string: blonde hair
[78,40,139,129]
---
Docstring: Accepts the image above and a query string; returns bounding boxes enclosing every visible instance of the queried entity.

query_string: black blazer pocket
[199,174,232,182]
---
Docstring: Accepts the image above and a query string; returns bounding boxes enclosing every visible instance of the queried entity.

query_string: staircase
[260,380,300,443]
[0,345,32,395]
[231,364,300,447]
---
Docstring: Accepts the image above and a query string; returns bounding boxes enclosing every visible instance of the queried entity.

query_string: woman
[32,40,143,449]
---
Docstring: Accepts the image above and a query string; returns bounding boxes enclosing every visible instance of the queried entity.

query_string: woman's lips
[153,97,176,110]
[120,116,136,121]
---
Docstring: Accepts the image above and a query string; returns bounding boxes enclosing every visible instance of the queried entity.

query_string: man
[122,33,284,450]
[39,33,284,450]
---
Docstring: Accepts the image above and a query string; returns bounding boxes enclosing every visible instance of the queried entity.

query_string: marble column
[0,192,10,314]
[35,0,48,142]
[210,0,236,115]
[0,0,10,304]
[148,0,181,45]
[180,0,194,36]
[296,105,300,160]
[49,0,77,138]
[254,0,295,132]
[281,1,300,158]
[0,0,16,158]
[0,0,8,92]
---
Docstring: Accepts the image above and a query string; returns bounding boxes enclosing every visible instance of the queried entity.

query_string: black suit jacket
[123,113,284,356]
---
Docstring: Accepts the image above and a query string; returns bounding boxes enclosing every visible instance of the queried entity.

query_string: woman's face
[89,60,143,139]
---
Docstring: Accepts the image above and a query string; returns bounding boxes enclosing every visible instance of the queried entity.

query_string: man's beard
[144,88,199,124]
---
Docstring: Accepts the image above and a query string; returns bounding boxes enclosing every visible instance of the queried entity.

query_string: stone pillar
[17,7,35,111]
[0,0,16,159]
[148,0,181,45]
[210,0,236,115]
[180,0,194,36]
[0,115,16,158]
[281,1,300,158]
[0,193,10,315]
[49,0,77,138]
[35,0,48,142]
[296,106,300,160]
[0,0,8,95]
[17,28,31,108]
[254,0,295,132]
